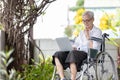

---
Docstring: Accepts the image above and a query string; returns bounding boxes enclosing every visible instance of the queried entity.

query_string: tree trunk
[0,0,56,72]
[117,47,120,79]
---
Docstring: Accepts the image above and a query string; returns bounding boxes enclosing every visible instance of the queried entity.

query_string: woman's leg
[66,50,87,80]
[55,57,65,79]
[70,62,77,80]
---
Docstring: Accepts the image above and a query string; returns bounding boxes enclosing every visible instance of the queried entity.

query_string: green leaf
[0,51,7,59]
[76,0,84,6]
[0,24,4,30]
[6,49,14,59]
[107,38,119,47]
[1,57,7,68]
[0,69,8,75]
[69,6,84,11]
[6,58,14,67]
[109,26,117,31]
[9,69,16,80]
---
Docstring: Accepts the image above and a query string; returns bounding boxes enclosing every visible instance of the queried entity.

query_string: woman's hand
[84,28,93,48]
[73,47,77,50]
[72,45,77,50]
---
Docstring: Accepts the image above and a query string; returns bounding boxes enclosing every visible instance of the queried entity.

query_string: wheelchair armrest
[89,37,102,43]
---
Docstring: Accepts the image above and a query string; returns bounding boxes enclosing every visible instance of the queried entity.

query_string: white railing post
[0,30,5,79]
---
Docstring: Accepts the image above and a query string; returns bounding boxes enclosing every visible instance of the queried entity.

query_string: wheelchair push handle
[102,33,110,41]
[89,33,110,42]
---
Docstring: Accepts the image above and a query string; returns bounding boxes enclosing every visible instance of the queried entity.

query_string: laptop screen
[56,37,73,51]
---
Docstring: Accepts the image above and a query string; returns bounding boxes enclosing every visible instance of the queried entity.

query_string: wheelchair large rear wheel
[96,52,118,80]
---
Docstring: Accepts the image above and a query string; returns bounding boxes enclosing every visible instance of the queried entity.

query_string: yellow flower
[73,29,79,37]
[78,16,82,23]
[75,16,80,24]
[99,13,112,30]
[100,20,107,25]
[77,8,85,15]
[99,23,109,30]
[74,8,85,25]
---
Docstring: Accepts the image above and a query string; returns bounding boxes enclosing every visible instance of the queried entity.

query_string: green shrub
[18,57,54,80]
[0,50,54,80]
[0,49,21,80]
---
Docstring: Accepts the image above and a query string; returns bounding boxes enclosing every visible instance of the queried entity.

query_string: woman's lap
[52,50,87,71]
[66,50,87,71]
[52,51,69,69]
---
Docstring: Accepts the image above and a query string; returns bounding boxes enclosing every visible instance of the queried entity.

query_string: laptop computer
[55,37,73,51]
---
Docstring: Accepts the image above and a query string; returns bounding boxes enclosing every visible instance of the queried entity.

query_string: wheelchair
[95,33,118,80]
[51,33,118,80]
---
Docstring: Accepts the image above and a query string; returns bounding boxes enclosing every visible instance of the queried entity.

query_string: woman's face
[82,15,94,30]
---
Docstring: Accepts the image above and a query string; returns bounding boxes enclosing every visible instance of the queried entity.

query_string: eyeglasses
[82,18,92,22]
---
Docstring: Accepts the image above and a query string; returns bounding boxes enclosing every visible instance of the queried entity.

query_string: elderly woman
[52,11,102,80]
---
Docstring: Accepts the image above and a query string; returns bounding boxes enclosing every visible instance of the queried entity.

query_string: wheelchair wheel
[76,62,96,80]
[51,67,71,80]
[96,52,118,80]
[51,67,60,80]
[54,74,60,80]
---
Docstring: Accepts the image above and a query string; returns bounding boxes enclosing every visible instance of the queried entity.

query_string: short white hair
[82,11,94,19]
